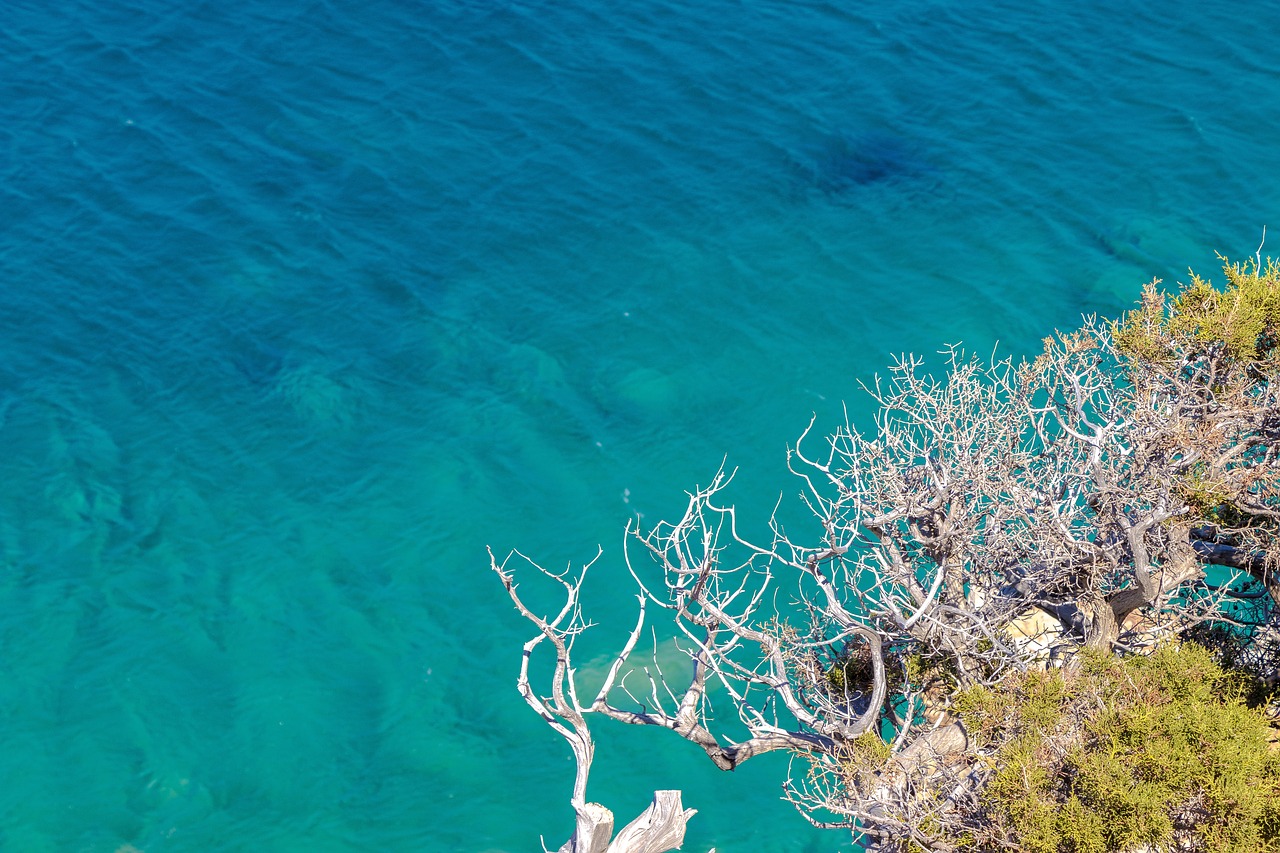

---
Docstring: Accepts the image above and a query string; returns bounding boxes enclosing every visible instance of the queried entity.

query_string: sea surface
[1,0,1278,850]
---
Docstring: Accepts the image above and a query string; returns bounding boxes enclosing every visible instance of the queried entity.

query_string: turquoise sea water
[2,1,1279,850]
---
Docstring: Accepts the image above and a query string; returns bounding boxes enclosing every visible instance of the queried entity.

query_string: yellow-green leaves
[957,644,1280,852]
[1114,256,1280,365]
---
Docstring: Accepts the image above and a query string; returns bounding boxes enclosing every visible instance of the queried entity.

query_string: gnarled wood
[559,803,614,853]
[606,790,695,853]
[555,792,696,853]
[557,791,696,853]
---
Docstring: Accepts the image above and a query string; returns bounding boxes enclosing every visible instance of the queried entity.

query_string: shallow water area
[2,0,1279,850]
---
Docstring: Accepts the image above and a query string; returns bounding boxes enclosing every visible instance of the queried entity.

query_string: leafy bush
[1114,255,1280,365]
[955,644,1280,852]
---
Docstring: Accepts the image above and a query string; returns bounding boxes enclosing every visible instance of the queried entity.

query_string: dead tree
[490,548,698,853]
[494,260,1280,851]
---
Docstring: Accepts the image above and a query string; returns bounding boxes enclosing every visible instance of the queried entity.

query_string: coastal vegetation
[492,256,1280,852]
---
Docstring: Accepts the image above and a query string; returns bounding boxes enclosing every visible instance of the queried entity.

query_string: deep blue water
[1,0,1278,850]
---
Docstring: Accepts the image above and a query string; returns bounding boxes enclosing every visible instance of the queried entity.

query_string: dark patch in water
[230,338,286,388]
[792,131,932,197]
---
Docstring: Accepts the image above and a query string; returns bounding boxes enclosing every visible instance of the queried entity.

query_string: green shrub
[1114,256,1280,365]
[955,644,1280,852]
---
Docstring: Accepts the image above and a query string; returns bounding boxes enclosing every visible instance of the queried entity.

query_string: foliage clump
[953,644,1280,852]
[1114,255,1280,365]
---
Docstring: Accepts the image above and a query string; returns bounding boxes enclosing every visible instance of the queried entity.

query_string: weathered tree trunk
[561,803,614,853]
[862,723,971,852]
[559,791,697,853]
[1080,593,1120,651]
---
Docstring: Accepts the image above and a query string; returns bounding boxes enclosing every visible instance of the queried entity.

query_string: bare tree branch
[493,261,1280,851]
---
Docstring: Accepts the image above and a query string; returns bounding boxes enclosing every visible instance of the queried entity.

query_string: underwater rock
[498,342,609,447]
[275,363,350,424]
[611,367,677,418]
[505,342,570,402]
[230,339,286,389]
